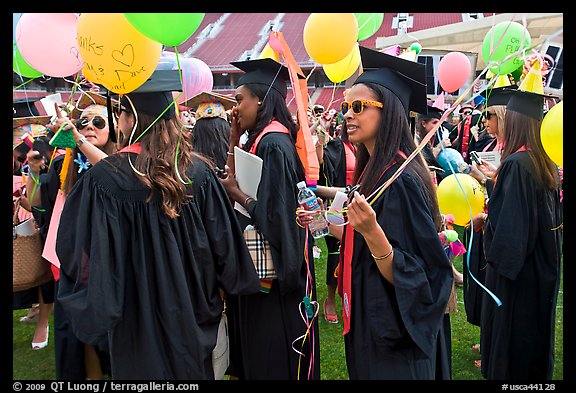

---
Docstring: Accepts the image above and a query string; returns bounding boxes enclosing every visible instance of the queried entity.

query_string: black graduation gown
[321,137,348,188]
[56,153,262,380]
[480,152,562,380]
[228,132,321,380]
[343,165,453,379]
[468,130,495,155]
[461,136,495,327]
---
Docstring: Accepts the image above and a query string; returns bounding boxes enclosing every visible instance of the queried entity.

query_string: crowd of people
[13,44,562,381]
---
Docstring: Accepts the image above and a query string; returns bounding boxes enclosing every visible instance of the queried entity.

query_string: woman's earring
[257,101,262,105]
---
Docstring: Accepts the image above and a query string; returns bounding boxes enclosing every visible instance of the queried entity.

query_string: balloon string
[169,47,192,185]
[365,63,495,207]
[13,78,37,91]
[464,221,502,307]
[291,227,317,379]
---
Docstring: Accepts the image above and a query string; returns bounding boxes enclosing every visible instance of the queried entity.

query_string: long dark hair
[343,83,442,230]
[499,110,559,189]
[120,112,210,218]
[191,116,231,169]
[241,84,299,152]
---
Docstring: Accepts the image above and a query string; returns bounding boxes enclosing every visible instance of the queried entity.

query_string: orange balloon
[303,13,358,65]
[77,13,162,94]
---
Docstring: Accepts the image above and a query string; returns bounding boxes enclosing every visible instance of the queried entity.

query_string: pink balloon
[172,56,213,104]
[437,52,471,93]
[15,13,84,77]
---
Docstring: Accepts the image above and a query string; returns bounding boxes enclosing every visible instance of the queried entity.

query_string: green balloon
[354,13,384,42]
[123,13,205,47]
[13,41,42,79]
[482,21,531,76]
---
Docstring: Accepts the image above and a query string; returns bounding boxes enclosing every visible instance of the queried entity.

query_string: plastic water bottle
[297,181,329,239]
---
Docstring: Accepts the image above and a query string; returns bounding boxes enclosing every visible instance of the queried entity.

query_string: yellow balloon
[323,44,360,83]
[437,174,485,227]
[77,13,162,94]
[259,42,280,62]
[540,101,563,167]
[303,13,358,65]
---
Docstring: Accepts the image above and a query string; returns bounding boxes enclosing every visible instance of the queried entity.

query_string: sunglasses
[75,116,107,130]
[483,111,496,120]
[461,110,473,116]
[341,99,383,115]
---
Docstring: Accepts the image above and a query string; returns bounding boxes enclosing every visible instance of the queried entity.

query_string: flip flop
[323,299,338,324]
[474,359,482,369]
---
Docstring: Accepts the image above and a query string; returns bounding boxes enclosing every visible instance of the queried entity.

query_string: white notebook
[233,146,263,218]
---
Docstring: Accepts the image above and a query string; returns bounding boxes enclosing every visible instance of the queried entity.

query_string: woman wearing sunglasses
[461,86,515,357]
[55,70,261,379]
[327,47,453,380]
[25,91,115,380]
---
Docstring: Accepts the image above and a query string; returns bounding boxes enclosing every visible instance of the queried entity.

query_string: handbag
[13,198,52,292]
[243,225,277,280]
[212,310,229,380]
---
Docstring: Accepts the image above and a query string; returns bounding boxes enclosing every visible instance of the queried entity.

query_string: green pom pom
[409,42,422,54]
[49,126,77,149]
[445,229,458,243]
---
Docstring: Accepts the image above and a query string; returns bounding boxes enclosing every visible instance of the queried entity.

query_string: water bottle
[297,181,329,239]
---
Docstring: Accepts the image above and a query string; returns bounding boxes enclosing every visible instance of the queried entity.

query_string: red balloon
[438,52,471,93]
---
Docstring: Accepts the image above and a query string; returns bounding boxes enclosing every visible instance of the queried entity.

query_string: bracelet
[227,151,234,156]
[372,248,393,261]
[76,135,87,147]
[244,196,254,208]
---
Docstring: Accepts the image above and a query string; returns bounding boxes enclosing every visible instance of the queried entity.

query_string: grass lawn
[13,227,563,380]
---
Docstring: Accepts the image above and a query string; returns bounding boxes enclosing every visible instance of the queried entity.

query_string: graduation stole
[340,157,399,335]
[343,141,356,186]
[460,115,472,160]
[248,120,290,155]
[118,142,142,154]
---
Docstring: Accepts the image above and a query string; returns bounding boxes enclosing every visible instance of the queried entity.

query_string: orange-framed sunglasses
[340,99,384,115]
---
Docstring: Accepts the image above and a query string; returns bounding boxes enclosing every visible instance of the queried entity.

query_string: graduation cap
[119,69,183,121]
[13,115,51,149]
[353,46,428,116]
[480,85,517,107]
[13,97,41,117]
[505,59,556,121]
[182,91,236,120]
[421,102,443,120]
[505,89,550,121]
[230,58,304,99]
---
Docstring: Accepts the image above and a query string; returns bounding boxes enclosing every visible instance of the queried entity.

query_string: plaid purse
[243,225,277,280]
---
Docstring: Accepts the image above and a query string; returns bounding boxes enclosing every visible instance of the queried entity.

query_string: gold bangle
[244,196,254,208]
[227,151,234,156]
[372,248,393,260]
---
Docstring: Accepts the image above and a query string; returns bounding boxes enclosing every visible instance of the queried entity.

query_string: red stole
[460,116,472,160]
[118,143,142,154]
[248,120,290,155]
[343,141,356,186]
